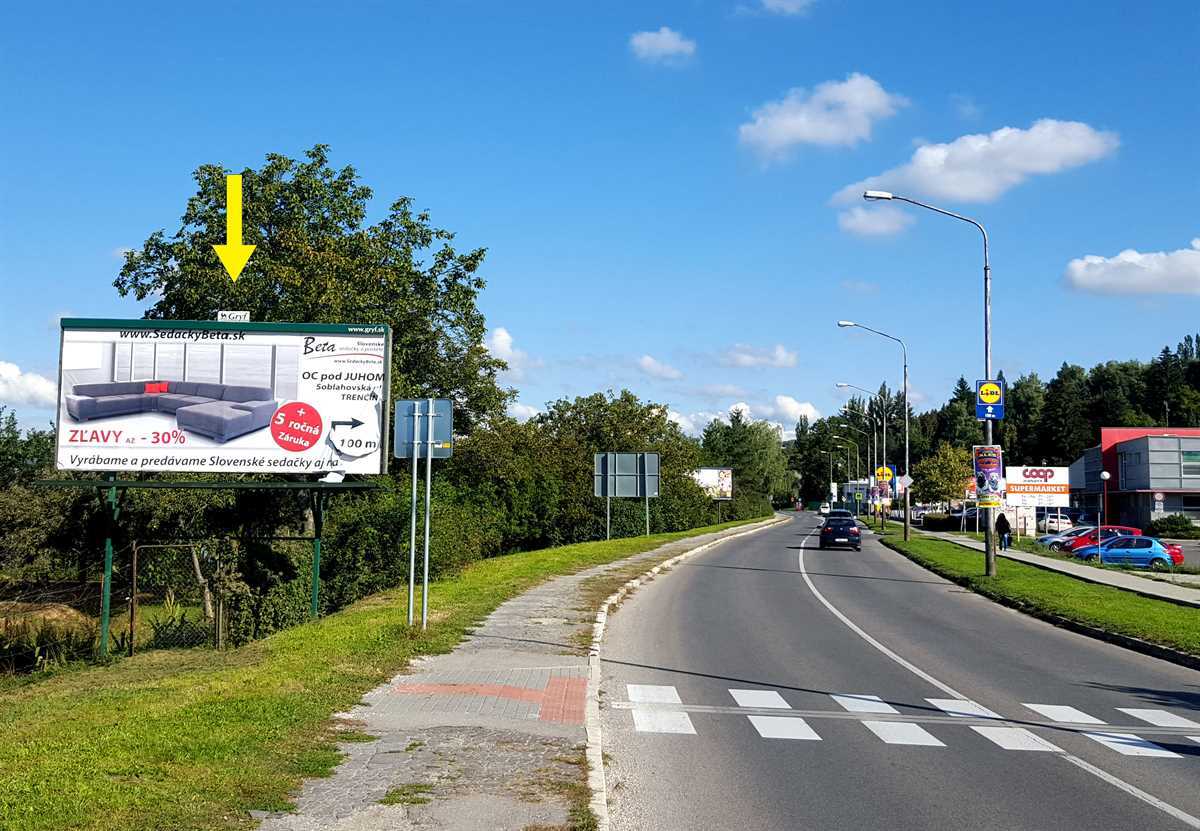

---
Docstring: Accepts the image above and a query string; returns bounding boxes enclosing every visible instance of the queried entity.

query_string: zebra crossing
[614,684,1200,758]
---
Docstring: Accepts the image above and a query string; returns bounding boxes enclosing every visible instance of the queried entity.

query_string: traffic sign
[976,380,1005,420]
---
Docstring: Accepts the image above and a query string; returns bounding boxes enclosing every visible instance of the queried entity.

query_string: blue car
[1072,536,1178,571]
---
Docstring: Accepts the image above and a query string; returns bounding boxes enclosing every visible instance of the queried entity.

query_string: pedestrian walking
[996,512,1011,551]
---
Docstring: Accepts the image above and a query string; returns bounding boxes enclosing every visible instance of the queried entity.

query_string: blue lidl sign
[975,380,1005,421]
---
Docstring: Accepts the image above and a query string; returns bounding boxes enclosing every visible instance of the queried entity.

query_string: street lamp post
[822,450,837,507]
[841,407,878,493]
[864,189,995,575]
[838,320,910,541]
[1100,470,1111,532]
[839,383,887,526]
[835,436,861,514]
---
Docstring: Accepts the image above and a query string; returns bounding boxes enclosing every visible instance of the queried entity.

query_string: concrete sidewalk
[918,528,1200,607]
[255,516,783,831]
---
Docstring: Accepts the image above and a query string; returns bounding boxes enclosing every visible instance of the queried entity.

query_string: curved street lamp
[838,320,910,540]
[863,189,996,573]
[838,382,888,524]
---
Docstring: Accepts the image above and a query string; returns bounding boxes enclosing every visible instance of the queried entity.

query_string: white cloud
[507,401,541,422]
[837,206,915,237]
[739,73,907,160]
[720,343,798,368]
[1065,239,1200,295]
[772,394,821,423]
[761,0,817,14]
[834,118,1119,206]
[838,279,879,295]
[486,327,540,382]
[698,383,746,398]
[0,361,57,409]
[629,27,696,64]
[950,93,980,120]
[638,354,683,380]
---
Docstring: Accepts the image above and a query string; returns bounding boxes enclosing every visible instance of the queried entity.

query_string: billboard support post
[422,398,434,630]
[606,496,611,541]
[408,401,420,627]
[309,490,325,619]
[645,490,650,537]
[98,473,119,659]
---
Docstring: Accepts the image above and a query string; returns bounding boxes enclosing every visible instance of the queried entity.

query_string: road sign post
[395,399,454,628]
[594,453,660,540]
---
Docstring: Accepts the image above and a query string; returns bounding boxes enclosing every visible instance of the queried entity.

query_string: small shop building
[1069,427,1200,529]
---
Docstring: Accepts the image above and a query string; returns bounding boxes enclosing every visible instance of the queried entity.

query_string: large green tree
[113,145,509,434]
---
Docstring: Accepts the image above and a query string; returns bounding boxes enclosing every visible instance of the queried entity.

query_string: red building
[1069,427,1200,528]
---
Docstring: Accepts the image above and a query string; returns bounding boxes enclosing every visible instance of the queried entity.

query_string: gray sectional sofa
[65,381,277,443]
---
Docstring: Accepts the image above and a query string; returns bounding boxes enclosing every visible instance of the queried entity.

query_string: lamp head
[1100,471,1111,481]
[837,320,857,328]
[863,190,894,201]
[836,382,849,389]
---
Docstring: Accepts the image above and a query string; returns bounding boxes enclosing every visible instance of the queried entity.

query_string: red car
[1165,542,1185,565]
[1065,525,1142,552]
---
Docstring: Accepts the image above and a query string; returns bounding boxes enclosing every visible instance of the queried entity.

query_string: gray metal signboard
[594,452,659,498]
[394,399,454,459]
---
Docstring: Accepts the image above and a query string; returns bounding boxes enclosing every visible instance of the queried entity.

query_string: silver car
[1036,525,1095,551]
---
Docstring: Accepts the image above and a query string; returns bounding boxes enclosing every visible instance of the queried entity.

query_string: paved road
[600,512,1200,831]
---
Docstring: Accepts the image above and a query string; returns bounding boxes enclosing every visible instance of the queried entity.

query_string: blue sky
[2,1,1198,433]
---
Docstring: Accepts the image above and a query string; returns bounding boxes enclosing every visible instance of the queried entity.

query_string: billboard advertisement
[691,467,733,501]
[1004,466,1070,507]
[972,445,1004,508]
[55,319,390,474]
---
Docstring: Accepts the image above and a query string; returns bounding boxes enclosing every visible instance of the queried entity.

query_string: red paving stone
[392,676,587,725]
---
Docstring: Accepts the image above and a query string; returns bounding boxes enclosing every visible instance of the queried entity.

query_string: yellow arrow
[212,174,255,281]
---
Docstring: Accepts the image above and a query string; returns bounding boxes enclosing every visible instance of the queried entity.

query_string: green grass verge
[0,518,761,831]
[878,528,1200,657]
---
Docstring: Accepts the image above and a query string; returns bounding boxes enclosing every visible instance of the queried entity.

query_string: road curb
[584,512,792,831]
[879,536,1200,673]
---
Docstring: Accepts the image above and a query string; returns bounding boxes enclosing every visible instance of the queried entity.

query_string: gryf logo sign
[978,382,1002,404]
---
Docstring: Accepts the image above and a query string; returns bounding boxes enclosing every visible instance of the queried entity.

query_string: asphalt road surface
[600,512,1200,831]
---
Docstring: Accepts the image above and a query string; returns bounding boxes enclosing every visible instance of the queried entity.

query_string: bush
[0,608,97,673]
[1147,513,1200,539]
[919,513,965,532]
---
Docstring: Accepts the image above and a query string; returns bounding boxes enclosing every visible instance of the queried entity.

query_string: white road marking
[1022,703,1179,755]
[627,684,682,704]
[926,698,1001,719]
[748,715,821,740]
[795,525,1200,829]
[832,693,898,714]
[1022,703,1106,724]
[631,709,697,735]
[971,726,1062,752]
[730,689,790,709]
[929,698,1061,751]
[1119,708,1200,746]
[862,720,945,746]
[628,684,696,734]
[1082,732,1181,758]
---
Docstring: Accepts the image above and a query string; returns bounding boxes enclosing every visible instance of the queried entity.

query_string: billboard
[55,319,390,474]
[692,467,733,501]
[594,452,660,498]
[1004,466,1070,507]
[972,445,1004,508]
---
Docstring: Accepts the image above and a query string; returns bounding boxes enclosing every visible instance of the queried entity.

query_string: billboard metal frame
[593,452,660,540]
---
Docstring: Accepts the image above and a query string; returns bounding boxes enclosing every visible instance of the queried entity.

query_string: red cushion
[156,382,169,393]
[144,382,158,394]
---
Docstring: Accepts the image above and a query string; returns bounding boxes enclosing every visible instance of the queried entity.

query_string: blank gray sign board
[394,399,454,459]
[594,452,659,498]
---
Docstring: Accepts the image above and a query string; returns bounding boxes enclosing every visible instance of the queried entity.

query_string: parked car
[1064,525,1143,553]
[1037,525,1095,551]
[1037,515,1075,533]
[819,517,861,551]
[1073,536,1182,570]
[818,503,831,516]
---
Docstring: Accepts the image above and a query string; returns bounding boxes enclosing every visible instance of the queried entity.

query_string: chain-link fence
[1,540,231,673]
[114,542,227,656]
